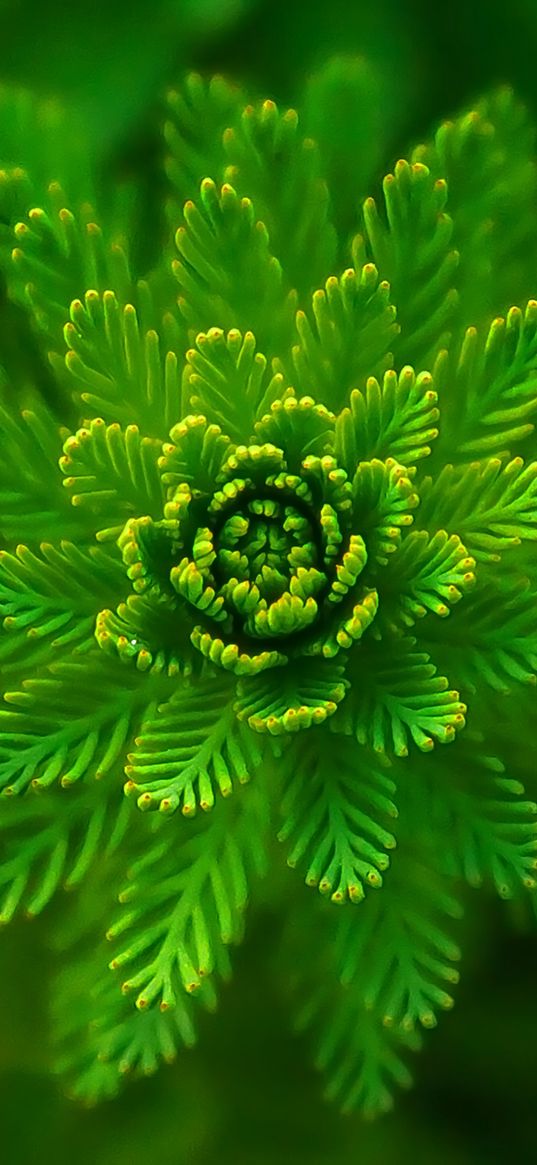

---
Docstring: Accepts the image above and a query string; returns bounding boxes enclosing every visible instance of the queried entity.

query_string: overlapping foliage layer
[1,69,537,1115]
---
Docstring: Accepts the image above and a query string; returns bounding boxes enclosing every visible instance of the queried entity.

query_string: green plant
[1,65,537,1117]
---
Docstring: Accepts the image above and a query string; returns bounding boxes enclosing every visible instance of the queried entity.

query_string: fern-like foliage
[1,64,537,1118]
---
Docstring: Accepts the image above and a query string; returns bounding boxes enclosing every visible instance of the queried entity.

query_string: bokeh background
[1,0,537,1161]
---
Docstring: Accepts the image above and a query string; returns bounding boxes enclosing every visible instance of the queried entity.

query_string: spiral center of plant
[162,444,377,671]
[200,490,328,639]
[104,439,380,678]
[218,497,318,579]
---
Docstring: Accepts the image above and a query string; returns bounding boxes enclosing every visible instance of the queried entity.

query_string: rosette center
[105,439,379,679]
[208,489,328,639]
[165,445,378,670]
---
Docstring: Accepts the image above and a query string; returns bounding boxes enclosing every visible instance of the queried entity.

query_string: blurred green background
[1,0,537,1161]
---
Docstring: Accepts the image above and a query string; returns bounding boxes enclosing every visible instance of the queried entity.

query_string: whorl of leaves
[0,69,536,1120]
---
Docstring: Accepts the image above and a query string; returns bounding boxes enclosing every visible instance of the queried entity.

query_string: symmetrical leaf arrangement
[1,70,537,1116]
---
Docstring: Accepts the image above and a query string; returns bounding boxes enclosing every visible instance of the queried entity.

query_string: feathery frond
[182,326,286,441]
[417,456,537,561]
[334,838,461,1030]
[413,87,537,324]
[4,198,132,363]
[340,637,466,756]
[223,96,338,295]
[0,395,84,544]
[60,291,183,436]
[404,741,537,898]
[335,365,439,470]
[125,672,264,814]
[422,570,537,694]
[282,895,420,1117]
[235,657,348,735]
[284,264,397,411]
[0,540,124,676]
[107,781,269,1009]
[434,301,537,460]
[278,734,397,902]
[357,158,458,367]
[0,654,169,794]
[380,527,475,626]
[0,781,128,922]
[59,417,163,540]
[164,73,244,220]
[51,870,211,1104]
[172,178,295,353]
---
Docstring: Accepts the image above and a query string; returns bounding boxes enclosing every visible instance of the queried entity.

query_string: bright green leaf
[278,733,397,902]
